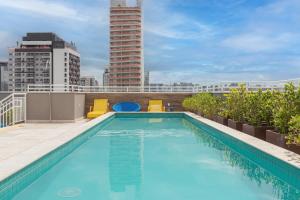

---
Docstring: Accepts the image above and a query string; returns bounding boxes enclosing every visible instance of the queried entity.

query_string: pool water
[13,116,300,200]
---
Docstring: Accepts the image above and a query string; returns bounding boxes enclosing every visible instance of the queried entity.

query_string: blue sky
[0,0,299,83]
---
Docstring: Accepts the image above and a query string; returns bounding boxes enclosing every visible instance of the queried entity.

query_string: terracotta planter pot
[266,130,300,154]
[242,124,270,140]
[287,144,300,155]
[266,130,287,148]
[228,119,243,131]
[213,115,228,126]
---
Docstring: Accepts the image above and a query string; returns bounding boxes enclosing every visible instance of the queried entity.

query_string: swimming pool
[1,113,300,199]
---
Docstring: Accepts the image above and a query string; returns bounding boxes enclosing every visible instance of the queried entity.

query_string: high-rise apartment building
[144,69,149,86]
[103,68,110,86]
[109,0,144,86]
[0,61,9,91]
[8,33,80,91]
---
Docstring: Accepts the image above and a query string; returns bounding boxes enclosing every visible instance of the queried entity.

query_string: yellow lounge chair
[87,99,109,119]
[148,100,165,112]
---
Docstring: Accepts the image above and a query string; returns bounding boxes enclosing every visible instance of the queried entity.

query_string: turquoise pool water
[11,115,300,199]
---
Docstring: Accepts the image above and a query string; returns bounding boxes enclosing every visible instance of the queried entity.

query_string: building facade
[80,76,99,87]
[0,61,9,91]
[144,69,149,86]
[8,33,80,91]
[108,0,144,87]
[103,68,110,86]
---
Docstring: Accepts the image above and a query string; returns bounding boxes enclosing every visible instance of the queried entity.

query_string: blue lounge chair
[112,102,141,112]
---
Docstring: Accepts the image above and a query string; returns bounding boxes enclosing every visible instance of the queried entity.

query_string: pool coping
[0,111,299,184]
[185,112,300,169]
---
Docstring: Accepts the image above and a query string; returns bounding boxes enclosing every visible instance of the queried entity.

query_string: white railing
[0,93,26,128]
[26,79,300,93]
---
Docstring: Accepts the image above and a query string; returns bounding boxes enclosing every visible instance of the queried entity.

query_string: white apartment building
[80,76,99,87]
[8,33,80,91]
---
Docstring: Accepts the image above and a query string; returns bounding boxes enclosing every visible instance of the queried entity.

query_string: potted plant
[182,96,197,113]
[225,85,247,131]
[285,115,300,154]
[214,96,229,126]
[266,83,299,148]
[199,93,219,120]
[242,90,273,140]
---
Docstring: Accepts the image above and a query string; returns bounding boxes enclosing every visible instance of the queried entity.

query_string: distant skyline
[0,0,299,83]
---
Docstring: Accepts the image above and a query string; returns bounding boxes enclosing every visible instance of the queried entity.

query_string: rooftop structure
[108,0,144,87]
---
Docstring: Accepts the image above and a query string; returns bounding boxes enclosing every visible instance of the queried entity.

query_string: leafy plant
[197,93,219,118]
[244,90,274,127]
[272,83,299,134]
[223,85,247,122]
[286,115,300,145]
[182,93,221,118]
[182,96,197,112]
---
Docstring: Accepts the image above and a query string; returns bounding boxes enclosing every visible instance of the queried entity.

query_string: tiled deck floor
[0,121,88,162]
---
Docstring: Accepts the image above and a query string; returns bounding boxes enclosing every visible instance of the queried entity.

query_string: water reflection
[182,119,300,200]
[109,132,143,198]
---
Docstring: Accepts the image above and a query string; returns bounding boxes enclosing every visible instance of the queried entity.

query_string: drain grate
[57,187,81,198]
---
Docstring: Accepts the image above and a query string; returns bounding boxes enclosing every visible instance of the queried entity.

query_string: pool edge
[184,112,300,170]
[0,112,115,183]
[0,112,300,198]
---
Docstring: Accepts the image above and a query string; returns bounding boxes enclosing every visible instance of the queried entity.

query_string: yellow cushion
[94,99,108,111]
[148,105,165,112]
[87,111,106,119]
[149,100,163,106]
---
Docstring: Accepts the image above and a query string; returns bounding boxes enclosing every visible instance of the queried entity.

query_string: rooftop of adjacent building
[15,32,78,51]
[111,0,142,8]
[0,61,8,66]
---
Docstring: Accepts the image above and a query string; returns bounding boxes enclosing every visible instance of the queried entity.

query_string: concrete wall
[74,94,85,119]
[85,93,193,113]
[26,92,193,122]
[26,93,85,122]
[26,93,51,121]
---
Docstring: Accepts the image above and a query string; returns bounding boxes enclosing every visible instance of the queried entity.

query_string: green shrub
[182,96,197,112]
[197,93,219,118]
[244,90,274,127]
[182,93,220,118]
[286,115,300,145]
[224,85,247,122]
[272,83,299,134]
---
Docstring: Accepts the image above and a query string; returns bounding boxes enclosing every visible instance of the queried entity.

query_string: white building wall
[53,48,80,85]
[53,49,67,85]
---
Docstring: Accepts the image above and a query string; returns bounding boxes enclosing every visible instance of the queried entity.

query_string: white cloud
[0,0,88,21]
[221,33,294,52]
[143,0,214,40]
